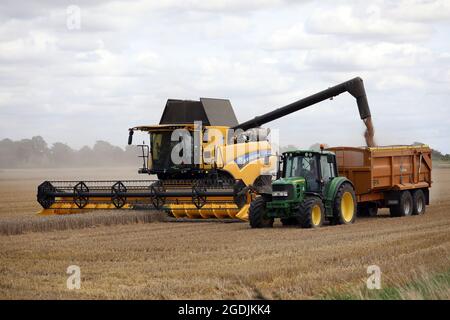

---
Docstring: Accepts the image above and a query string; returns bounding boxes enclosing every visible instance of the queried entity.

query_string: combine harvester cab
[37,77,374,221]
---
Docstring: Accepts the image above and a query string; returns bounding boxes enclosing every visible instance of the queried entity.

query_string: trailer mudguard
[323,177,354,217]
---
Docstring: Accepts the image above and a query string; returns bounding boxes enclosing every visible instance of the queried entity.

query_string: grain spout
[364,116,376,147]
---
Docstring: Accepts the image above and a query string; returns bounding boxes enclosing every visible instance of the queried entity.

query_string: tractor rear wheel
[390,191,413,217]
[297,197,325,228]
[249,197,273,228]
[412,189,426,215]
[332,183,357,225]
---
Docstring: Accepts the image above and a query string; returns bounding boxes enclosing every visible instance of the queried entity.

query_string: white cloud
[264,24,330,50]
[388,0,450,22]
[308,5,432,42]
[0,0,449,153]
[304,42,433,71]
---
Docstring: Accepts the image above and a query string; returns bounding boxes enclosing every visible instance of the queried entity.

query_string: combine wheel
[249,197,273,228]
[111,181,127,209]
[412,189,426,215]
[332,183,356,225]
[297,197,324,228]
[73,182,89,209]
[390,191,413,217]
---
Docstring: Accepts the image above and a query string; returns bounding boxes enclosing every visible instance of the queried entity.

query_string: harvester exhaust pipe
[233,77,371,131]
[128,129,134,145]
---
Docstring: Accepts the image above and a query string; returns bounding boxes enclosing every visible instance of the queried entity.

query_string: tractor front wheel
[332,183,357,225]
[249,197,273,228]
[297,197,325,228]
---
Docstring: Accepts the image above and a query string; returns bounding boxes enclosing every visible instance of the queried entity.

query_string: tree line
[0,137,448,169]
[0,136,138,168]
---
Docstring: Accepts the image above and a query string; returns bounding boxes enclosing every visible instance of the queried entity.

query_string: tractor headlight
[272,191,288,197]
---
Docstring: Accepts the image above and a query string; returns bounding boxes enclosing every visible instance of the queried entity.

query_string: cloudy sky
[0,0,449,152]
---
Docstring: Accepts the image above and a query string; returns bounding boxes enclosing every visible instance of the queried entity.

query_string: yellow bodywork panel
[39,204,132,215]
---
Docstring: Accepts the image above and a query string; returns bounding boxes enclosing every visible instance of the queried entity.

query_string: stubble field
[0,167,449,299]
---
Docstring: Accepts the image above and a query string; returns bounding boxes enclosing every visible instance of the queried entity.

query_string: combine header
[37,77,372,220]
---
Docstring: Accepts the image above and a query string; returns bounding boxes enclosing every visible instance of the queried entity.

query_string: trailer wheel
[297,197,324,228]
[249,197,273,228]
[412,189,426,215]
[390,191,413,217]
[332,183,356,225]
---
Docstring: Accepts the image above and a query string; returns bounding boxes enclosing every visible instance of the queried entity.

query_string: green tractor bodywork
[249,149,357,228]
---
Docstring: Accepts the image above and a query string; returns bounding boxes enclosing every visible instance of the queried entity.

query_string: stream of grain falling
[364,116,376,147]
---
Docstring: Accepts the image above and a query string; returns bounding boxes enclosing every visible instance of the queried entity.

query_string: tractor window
[320,155,335,182]
[284,155,318,179]
[285,154,320,191]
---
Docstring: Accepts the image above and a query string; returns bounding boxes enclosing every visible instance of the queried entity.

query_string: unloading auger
[37,77,372,220]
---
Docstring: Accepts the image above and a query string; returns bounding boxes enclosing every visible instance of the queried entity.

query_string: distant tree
[31,136,48,156]
[2,136,446,169]
[50,143,75,166]
[0,139,17,167]
[77,146,94,166]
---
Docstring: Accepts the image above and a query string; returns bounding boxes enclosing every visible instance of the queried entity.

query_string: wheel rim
[311,204,322,226]
[404,197,412,215]
[341,192,354,223]
[417,196,424,213]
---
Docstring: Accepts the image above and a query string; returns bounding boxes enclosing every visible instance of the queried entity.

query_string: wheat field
[0,167,449,299]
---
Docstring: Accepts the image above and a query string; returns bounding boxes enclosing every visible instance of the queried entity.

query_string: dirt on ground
[0,167,449,299]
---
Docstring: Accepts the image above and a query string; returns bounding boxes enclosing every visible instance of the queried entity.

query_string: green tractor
[249,149,357,228]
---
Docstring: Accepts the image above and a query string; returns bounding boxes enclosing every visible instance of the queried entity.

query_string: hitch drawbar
[37,180,238,211]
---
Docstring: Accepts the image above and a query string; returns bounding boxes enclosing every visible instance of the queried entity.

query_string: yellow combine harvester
[37,77,372,221]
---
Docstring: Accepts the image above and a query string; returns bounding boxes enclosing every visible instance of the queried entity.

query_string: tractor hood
[273,177,305,186]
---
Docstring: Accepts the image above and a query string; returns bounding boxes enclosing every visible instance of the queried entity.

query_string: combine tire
[249,197,273,228]
[297,197,324,228]
[390,191,413,217]
[412,189,426,215]
[332,183,356,225]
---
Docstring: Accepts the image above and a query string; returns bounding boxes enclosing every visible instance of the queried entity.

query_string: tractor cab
[277,150,338,195]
